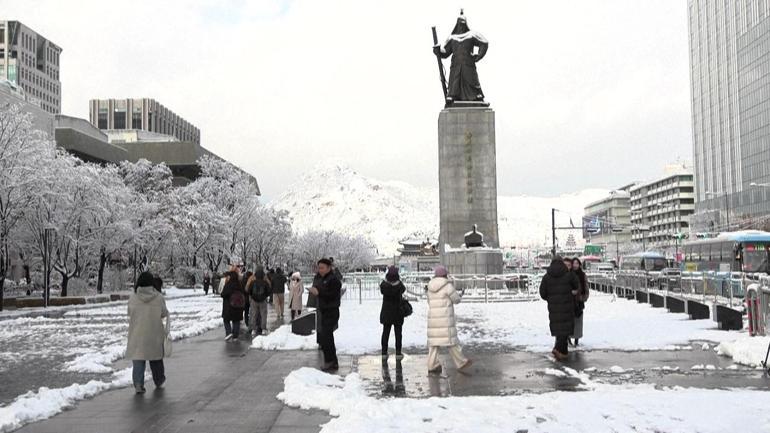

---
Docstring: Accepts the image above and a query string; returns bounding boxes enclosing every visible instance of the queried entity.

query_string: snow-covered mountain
[269,160,608,256]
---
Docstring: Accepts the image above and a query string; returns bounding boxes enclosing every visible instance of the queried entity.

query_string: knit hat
[434,265,448,278]
[385,266,399,282]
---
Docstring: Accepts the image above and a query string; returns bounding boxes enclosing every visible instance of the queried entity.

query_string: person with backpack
[380,266,407,358]
[247,267,271,336]
[221,270,246,341]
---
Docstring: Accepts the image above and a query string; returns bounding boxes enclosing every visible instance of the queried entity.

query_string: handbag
[163,316,173,357]
[399,298,413,318]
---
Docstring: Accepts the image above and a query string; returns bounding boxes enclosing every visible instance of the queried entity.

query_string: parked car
[658,268,682,291]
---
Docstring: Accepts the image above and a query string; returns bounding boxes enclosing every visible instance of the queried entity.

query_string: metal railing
[301,272,540,304]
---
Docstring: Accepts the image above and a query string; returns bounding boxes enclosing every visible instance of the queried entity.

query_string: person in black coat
[309,258,342,372]
[221,270,245,341]
[203,272,211,295]
[539,257,579,360]
[380,266,406,357]
[271,268,288,320]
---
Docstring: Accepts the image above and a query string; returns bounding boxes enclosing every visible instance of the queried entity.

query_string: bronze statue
[432,10,489,107]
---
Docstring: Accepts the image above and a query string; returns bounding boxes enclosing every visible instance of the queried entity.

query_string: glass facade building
[88,98,201,145]
[688,0,770,232]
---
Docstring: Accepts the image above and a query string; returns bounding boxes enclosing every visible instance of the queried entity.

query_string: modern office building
[629,164,695,247]
[688,0,770,232]
[0,20,62,114]
[88,98,201,145]
[583,189,633,256]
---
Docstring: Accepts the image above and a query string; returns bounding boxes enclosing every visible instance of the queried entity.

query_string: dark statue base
[446,100,490,109]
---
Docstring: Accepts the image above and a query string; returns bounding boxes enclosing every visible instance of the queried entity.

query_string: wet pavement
[0,293,222,406]
[356,344,770,398]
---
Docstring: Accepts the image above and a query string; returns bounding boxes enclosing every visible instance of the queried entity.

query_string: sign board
[719,263,731,273]
[584,244,602,255]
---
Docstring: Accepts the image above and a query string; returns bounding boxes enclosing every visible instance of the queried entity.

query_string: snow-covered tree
[0,105,50,308]
[290,230,375,273]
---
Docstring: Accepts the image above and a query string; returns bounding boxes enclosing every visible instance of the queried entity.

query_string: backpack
[229,289,246,309]
[250,280,268,302]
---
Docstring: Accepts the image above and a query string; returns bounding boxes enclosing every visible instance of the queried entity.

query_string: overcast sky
[2,0,693,200]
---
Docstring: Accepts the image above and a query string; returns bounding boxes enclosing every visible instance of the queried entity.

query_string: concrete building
[0,20,61,114]
[688,0,770,232]
[583,189,633,254]
[0,90,257,191]
[629,164,695,247]
[89,98,201,145]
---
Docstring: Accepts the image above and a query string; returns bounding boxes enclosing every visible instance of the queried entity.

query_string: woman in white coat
[126,271,169,394]
[426,265,472,374]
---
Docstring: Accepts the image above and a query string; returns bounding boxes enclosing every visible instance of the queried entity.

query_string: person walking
[266,268,275,304]
[570,257,589,347]
[247,267,270,336]
[539,256,580,361]
[203,272,211,295]
[271,267,288,320]
[221,269,246,341]
[309,258,342,372]
[242,270,253,332]
[426,266,472,374]
[126,271,169,394]
[380,266,406,358]
[288,271,304,320]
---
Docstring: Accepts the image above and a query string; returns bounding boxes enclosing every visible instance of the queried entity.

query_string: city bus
[682,231,770,273]
[619,252,667,272]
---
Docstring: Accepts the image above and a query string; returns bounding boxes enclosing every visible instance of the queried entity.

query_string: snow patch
[716,336,770,368]
[251,325,318,351]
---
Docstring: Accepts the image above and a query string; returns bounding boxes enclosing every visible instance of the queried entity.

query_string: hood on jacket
[290,272,301,280]
[135,285,160,303]
[427,277,451,293]
[546,259,570,278]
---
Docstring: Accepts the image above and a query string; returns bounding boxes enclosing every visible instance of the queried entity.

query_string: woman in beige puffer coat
[426,266,472,374]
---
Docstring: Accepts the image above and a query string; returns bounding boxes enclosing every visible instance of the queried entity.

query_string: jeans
[319,308,339,365]
[554,335,569,355]
[381,323,403,354]
[223,319,241,338]
[132,360,165,387]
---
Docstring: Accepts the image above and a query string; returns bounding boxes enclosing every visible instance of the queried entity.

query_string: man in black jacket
[539,256,579,360]
[310,258,342,372]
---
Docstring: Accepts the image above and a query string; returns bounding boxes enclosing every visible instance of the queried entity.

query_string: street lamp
[705,191,730,232]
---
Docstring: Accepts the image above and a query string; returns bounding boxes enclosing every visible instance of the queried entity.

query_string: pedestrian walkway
[16,326,350,433]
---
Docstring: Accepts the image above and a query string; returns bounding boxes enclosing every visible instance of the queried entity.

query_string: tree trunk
[59,270,69,297]
[96,250,106,294]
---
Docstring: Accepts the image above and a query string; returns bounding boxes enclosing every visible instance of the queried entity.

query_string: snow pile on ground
[0,368,132,433]
[252,293,736,354]
[252,325,318,351]
[716,336,770,367]
[278,367,770,433]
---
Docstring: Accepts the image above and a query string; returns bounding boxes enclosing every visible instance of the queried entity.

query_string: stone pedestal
[438,106,499,256]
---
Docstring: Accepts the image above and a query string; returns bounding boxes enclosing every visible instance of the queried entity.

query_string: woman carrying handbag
[380,266,409,358]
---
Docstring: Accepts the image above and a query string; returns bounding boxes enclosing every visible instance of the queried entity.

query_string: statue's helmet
[452,9,470,34]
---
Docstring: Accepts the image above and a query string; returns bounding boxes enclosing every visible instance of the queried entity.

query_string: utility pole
[551,208,556,257]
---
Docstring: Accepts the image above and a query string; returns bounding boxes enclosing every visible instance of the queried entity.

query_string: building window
[98,108,108,129]
[132,110,142,129]
[113,109,126,129]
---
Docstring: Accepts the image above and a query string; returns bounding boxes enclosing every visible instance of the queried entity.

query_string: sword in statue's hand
[431,26,448,102]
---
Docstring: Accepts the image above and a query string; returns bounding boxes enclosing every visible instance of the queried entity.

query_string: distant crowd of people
[124,255,590,393]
